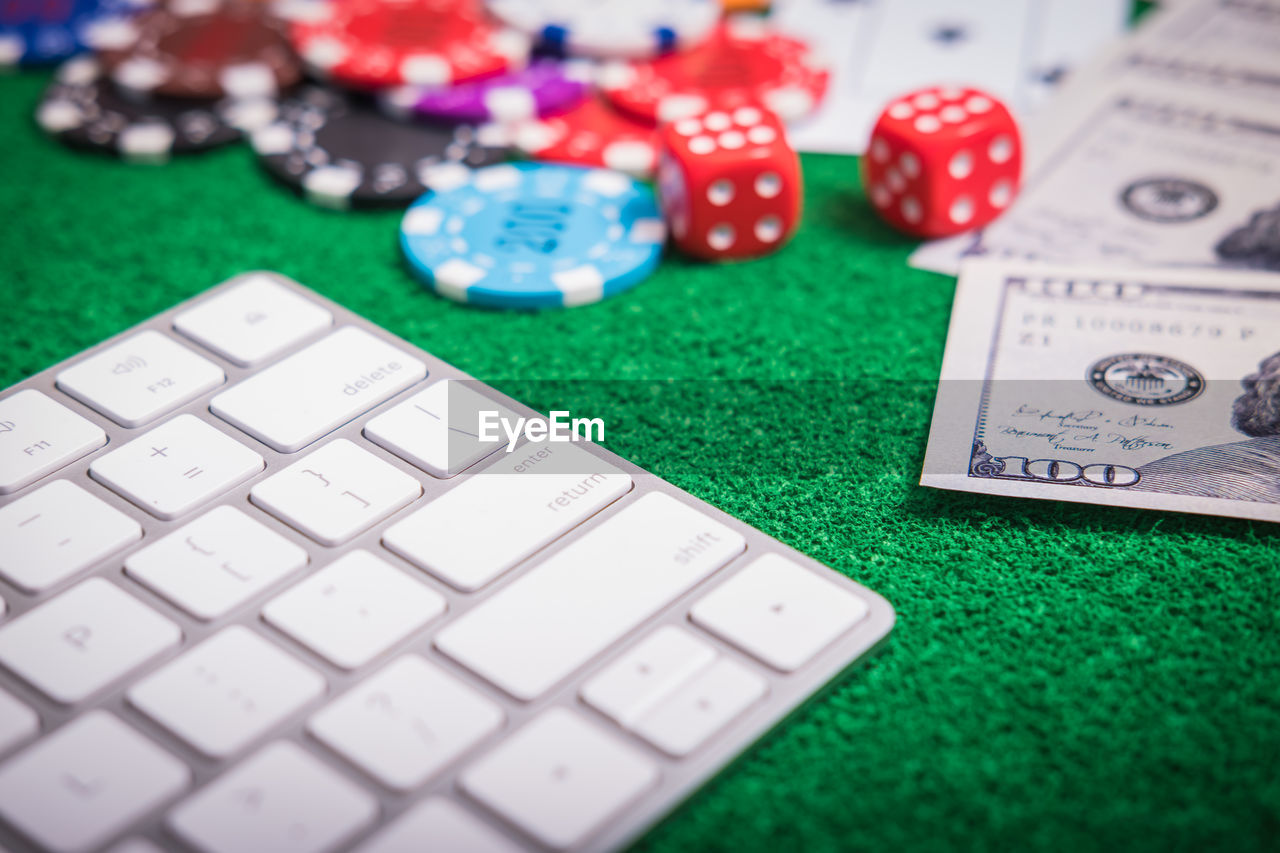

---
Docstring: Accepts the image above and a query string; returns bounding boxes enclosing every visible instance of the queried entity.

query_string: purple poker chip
[382,59,591,124]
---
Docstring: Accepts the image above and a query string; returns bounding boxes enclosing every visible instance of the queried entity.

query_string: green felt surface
[3,55,1279,852]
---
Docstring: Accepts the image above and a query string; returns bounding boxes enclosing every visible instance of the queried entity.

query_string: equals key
[89,415,264,521]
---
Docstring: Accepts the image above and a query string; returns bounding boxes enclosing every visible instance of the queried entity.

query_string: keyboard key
[435,492,745,701]
[0,389,106,495]
[0,578,181,704]
[173,274,333,367]
[128,626,325,758]
[363,380,515,479]
[55,331,224,428]
[383,442,632,591]
[0,711,188,853]
[125,505,309,620]
[0,687,38,755]
[581,626,717,728]
[308,655,504,791]
[251,439,421,546]
[355,798,523,853]
[210,327,427,453]
[632,658,767,757]
[0,479,142,593]
[263,550,444,670]
[460,708,658,851]
[167,741,377,853]
[691,553,871,672]
[90,415,264,521]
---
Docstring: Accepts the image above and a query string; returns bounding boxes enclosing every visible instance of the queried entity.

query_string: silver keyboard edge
[0,272,896,853]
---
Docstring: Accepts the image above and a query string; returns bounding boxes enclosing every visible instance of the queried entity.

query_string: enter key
[382,441,633,592]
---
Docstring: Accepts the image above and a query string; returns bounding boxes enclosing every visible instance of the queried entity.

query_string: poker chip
[601,17,829,123]
[91,0,302,99]
[381,59,591,125]
[513,96,659,178]
[400,162,666,309]
[0,0,147,67]
[35,55,272,163]
[290,0,529,91]
[485,0,718,59]
[252,85,511,210]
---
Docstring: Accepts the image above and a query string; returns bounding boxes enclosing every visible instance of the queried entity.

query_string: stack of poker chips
[30,0,300,163]
[14,0,834,308]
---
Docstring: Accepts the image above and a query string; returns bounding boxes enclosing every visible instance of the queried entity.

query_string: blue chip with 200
[400,162,667,310]
[0,0,144,67]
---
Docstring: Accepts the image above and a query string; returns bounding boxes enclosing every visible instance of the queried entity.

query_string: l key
[0,712,189,853]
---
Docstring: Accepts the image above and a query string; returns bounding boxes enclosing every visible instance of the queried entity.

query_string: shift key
[210,327,426,453]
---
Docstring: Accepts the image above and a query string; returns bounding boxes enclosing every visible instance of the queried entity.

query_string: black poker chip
[36,55,277,163]
[250,84,512,210]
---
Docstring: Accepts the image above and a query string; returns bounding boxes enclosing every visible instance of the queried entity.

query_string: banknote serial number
[1015,313,1256,347]
[1071,316,1254,339]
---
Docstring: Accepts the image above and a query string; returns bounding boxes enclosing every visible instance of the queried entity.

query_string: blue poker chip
[401,163,667,310]
[0,0,146,67]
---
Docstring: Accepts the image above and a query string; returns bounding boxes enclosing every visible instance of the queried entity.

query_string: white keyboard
[0,273,895,853]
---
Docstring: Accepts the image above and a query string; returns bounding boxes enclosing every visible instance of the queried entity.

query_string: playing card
[858,0,1031,109]
[776,0,1128,155]
[1022,0,1131,108]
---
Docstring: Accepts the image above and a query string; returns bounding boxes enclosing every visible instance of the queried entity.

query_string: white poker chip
[485,0,718,59]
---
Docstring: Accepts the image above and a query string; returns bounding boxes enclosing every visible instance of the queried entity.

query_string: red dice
[864,86,1021,238]
[656,106,801,261]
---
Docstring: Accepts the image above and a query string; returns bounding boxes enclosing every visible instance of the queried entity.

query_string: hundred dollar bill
[922,260,1280,522]
[909,0,1280,276]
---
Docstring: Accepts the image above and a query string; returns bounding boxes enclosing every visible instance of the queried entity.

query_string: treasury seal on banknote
[1120,177,1218,223]
[1088,354,1205,406]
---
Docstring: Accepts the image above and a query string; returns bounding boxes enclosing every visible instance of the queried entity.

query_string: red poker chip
[92,0,302,100]
[601,18,828,124]
[512,96,659,178]
[290,0,530,90]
